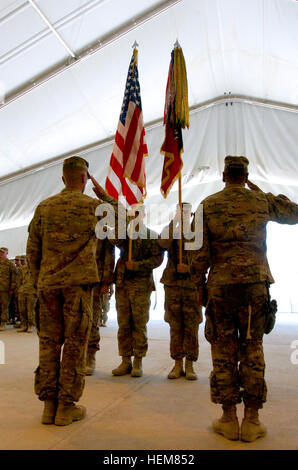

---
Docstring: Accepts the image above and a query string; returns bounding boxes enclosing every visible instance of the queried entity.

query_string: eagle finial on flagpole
[174,39,181,49]
[132,40,139,49]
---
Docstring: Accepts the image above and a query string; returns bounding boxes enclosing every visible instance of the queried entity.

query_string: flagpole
[128,40,139,263]
[128,217,133,262]
[175,39,183,266]
[178,174,183,264]
[160,40,189,266]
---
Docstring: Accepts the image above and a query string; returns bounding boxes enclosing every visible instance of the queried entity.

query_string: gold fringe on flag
[164,47,189,128]
[173,47,189,129]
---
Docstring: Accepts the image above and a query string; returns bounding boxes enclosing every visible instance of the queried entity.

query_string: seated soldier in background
[159,203,203,380]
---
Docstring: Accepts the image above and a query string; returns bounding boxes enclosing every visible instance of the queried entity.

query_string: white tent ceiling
[0,0,298,312]
[0,0,298,180]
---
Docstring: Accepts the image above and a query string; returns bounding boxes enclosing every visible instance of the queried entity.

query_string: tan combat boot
[131,356,143,377]
[54,402,86,426]
[26,325,33,333]
[185,359,198,380]
[212,405,239,440]
[112,356,132,376]
[167,359,184,379]
[85,355,96,376]
[241,407,267,442]
[0,322,6,331]
[41,399,57,425]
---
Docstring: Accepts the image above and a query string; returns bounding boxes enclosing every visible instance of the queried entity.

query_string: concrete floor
[0,312,297,450]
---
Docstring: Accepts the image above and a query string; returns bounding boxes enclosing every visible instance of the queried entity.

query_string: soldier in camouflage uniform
[27,156,117,426]
[99,288,113,327]
[85,238,115,375]
[17,256,37,333]
[111,205,164,378]
[159,203,203,380]
[195,156,298,442]
[0,247,16,331]
[8,257,18,325]
[13,255,23,327]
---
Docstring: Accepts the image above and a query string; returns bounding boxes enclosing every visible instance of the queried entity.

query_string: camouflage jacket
[0,258,16,292]
[18,264,36,295]
[158,219,201,290]
[26,187,117,290]
[111,226,164,290]
[195,185,298,287]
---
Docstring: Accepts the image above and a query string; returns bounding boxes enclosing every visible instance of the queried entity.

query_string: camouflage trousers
[18,292,37,327]
[8,293,18,322]
[115,286,151,358]
[87,284,101,361]
[164,286,203,361]
[35,285,92,403]
[205,282,268,409]
[99,292,110,325]
[0,291,10,323]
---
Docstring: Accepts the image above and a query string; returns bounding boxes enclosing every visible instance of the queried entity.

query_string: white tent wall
[1,0,298,178]
[0,100,297,311]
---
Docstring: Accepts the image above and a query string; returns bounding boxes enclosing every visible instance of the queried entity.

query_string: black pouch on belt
[264,281,277,334]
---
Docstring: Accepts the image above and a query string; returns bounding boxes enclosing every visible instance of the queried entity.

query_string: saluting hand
[125,260,136,271]
[89,174,106,199]
[247,180,262,192]
[177,263,189,273]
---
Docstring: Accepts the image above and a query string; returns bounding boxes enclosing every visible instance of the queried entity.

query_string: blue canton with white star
[119,54,142,125]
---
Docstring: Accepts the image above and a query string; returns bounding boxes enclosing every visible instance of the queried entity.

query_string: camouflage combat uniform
[27,186,117,404]
[18,263,37,328]
[0,256,16,324]
[196,179,298,409]
[10,260,20,323]
[111,227,163,358]
[87,238,115,363]
[159,220,203,362]
[99,288,113,326]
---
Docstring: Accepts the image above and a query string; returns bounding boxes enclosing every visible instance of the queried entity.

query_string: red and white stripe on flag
[105,96,148,206]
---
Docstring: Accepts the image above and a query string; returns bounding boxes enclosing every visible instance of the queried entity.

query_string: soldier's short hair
[0,247,8,253]
[63,156,90,182]
[63,156,89,171]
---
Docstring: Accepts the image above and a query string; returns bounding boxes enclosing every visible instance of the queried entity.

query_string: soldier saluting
[27,156,117,426]
[196,155,298,442]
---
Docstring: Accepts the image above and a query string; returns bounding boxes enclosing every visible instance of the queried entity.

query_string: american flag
[105,49,148,206]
